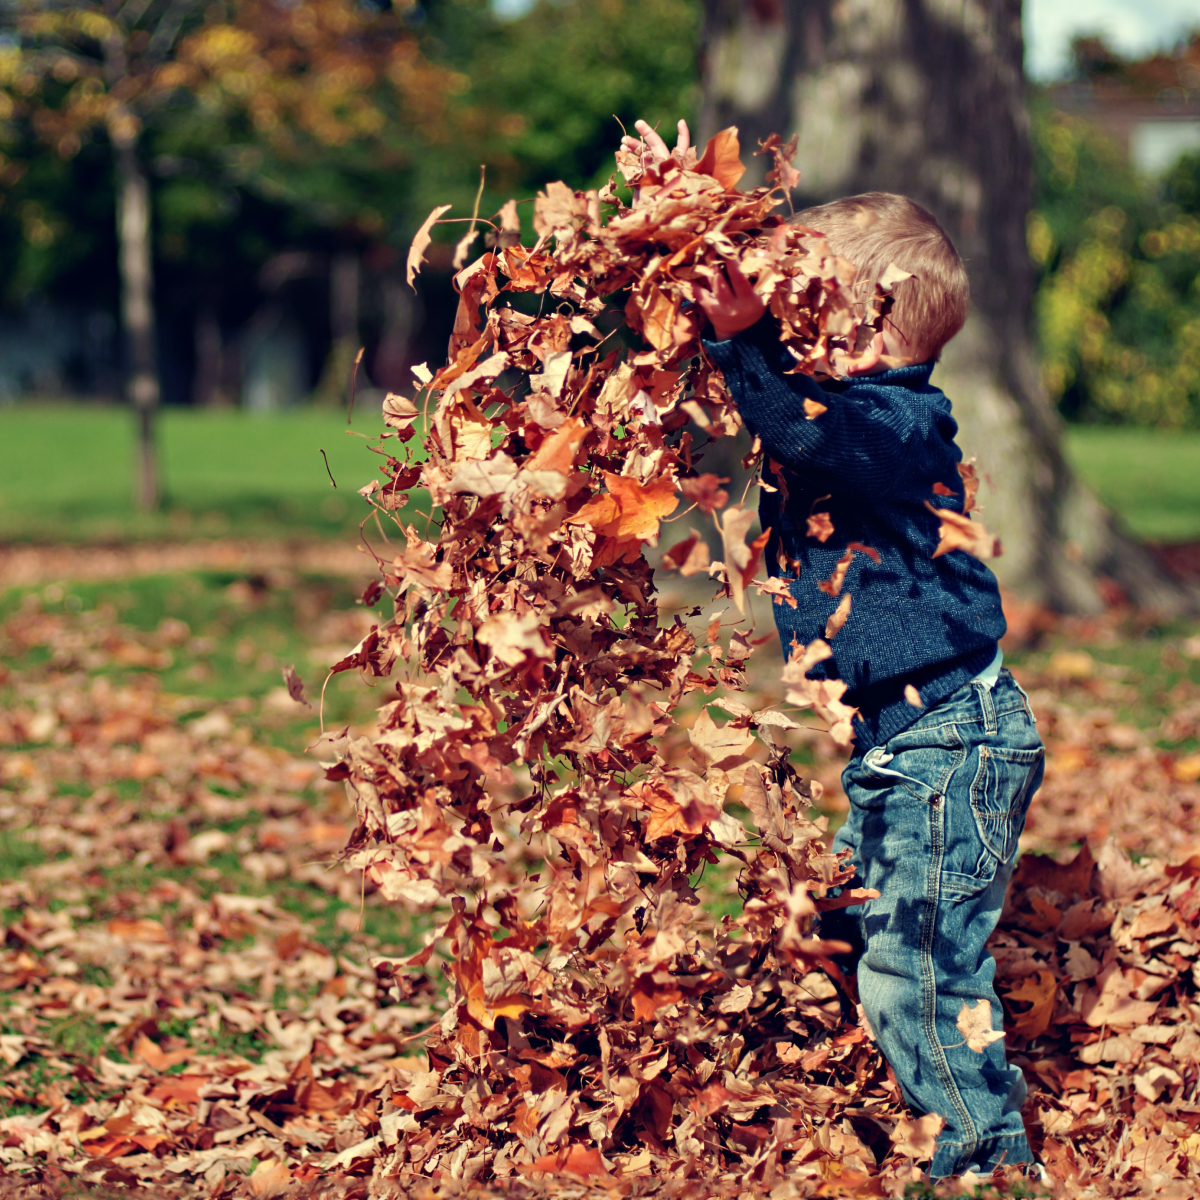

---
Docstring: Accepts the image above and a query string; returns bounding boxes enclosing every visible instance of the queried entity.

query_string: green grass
[1065,426,1200,541]
[1,403,1197,544]
[0,404,395,542]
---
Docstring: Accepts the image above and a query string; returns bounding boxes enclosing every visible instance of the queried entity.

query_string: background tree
[0,0,454,508]
[697,0,1193,613]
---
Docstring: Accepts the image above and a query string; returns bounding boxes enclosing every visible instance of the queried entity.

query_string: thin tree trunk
[194,297,224,407]
[315,249,361,405]
[113,131,160,511]
[699,0,1194,614]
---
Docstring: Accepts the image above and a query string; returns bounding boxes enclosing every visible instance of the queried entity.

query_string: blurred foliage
[416,0,699,221]
[0,0,698,317]
[1031,106,1200,427]
[0,0,466,314]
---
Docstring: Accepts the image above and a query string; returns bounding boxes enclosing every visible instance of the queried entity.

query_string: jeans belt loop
[976,679,997,734]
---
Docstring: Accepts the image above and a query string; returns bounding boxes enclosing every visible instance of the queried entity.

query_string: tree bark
[113,131,160,511]
[698,0,1193,613]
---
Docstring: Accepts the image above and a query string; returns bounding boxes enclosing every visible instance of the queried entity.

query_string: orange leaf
[567,473,678,543]
[1004,969,1057,1040]
[695,127,747,189]
[803,397,827,419]
[107,918,169,943]
[132,1034,190,1072]
[807,512,834,542]
[824,592,851,639]
[527,1143,612,1181]
[525,417,586,474]
[679,473,729,514]
[926,503,1001,560]
[662,532,711,577]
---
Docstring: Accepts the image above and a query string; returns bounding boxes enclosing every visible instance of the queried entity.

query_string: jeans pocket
[969,744,1045,864]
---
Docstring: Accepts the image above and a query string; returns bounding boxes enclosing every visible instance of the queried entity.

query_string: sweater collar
[865,361,936,388]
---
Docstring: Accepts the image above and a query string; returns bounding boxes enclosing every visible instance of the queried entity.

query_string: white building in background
[1130,119,1200,176]
[1047,33,1200,178]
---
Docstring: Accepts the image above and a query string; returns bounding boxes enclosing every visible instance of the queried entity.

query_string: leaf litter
[3,134,1200,1198]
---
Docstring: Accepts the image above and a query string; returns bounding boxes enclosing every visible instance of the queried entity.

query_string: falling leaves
[955,998,1006,1053]
[405,203,452,289]
[927,503,1002,560]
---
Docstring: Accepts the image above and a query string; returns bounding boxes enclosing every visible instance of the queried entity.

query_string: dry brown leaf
[926,503,1002,560]
[824,592,852,639]
[406,203,452,289]
[891,1112,944,1160]
[956,998,1005,1052]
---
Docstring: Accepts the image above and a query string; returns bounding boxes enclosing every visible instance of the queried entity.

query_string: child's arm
[703,311,922,496]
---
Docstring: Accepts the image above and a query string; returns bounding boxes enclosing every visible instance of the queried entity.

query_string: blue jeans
[829,669,1044,1178]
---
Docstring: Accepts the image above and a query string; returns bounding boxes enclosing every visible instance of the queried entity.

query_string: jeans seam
[921,740,978,1166]
[937,1130,1030,1150]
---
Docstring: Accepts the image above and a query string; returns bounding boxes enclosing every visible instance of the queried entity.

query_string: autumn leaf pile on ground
[7,577,1200,1195]
[0,582,446,1197]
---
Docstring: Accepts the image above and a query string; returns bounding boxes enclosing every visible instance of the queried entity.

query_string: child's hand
[620,118,691,167]
[695,259,766,342]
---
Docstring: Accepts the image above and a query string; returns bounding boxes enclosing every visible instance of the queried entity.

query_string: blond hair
[792,193,969,362]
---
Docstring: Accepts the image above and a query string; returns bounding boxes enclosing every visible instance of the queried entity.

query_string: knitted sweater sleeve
[703,320,918,494]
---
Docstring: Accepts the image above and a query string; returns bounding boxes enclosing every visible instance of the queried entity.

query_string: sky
[490,0,1198,83]
[1025,0,1199,80]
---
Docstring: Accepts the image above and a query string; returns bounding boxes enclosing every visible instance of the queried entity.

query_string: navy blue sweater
[703,318,1005,749]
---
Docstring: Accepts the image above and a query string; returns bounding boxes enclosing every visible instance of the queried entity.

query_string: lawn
[1065,425,1200,542]
[0,404,390,542]
[2,403,1200,544]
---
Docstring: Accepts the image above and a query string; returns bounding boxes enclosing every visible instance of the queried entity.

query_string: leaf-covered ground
[3,569,1200,1196]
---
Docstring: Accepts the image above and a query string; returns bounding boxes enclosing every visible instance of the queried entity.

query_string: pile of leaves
[7,582,1200,1193]
[313,129,1014,1195]
[0,589,443,1197]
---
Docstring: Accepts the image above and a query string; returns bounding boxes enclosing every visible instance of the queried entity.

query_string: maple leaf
[955,998,1005,1052]
[818,550,853,597]
[248,1160,292,1199]
[757,132,800,192]
[527,1144,612,1181]
[567,472,678,543]
[406,203,452,289]
[718,505,769,615]
[1004,968,1057,1039]
[803,397,828,419]
[524,416,586,475]
[958,458,980,512]
[890,1113,944,1160]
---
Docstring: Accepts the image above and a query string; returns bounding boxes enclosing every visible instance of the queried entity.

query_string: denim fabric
[828,668,1044,1177]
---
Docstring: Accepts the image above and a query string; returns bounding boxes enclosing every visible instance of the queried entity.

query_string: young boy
[625,120,1045,1179]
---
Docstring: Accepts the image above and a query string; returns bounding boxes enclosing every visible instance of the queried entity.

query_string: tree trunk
[315,249,362,405]
[698,0,1194,614]
[113,132,160,511]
